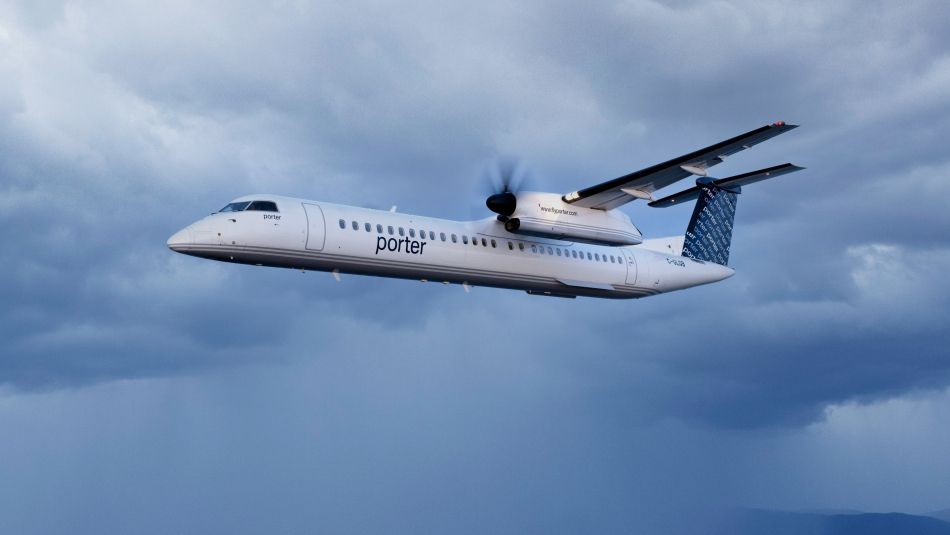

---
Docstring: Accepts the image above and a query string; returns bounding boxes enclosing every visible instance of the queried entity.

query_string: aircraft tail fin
[648,163,804,266]
[681,179,739,266]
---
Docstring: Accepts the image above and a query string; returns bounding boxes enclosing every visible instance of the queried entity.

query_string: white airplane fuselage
[167,194,733,299]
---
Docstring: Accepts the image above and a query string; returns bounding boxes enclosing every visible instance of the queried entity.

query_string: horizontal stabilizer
[648,163,804,208]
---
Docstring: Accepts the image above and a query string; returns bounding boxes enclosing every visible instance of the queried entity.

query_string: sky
[1,0,950,533]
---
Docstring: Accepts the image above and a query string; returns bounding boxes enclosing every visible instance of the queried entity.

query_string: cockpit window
[219,201,251,213]
[246,201,279,212]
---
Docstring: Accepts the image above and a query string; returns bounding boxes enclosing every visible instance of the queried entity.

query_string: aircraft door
[303,203,326,251]
[623,249,637,285]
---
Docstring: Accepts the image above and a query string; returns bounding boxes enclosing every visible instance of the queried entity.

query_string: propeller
[485,157,528,218]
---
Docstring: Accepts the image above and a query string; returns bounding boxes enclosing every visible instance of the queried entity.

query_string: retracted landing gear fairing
[168,123,802,299]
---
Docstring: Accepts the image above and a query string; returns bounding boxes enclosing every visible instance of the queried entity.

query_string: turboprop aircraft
[167,122,802,299]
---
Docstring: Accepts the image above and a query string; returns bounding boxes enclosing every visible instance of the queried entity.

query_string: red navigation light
[773,120,786,126]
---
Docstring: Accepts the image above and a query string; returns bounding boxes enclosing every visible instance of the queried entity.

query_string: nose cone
[166,227,194,252]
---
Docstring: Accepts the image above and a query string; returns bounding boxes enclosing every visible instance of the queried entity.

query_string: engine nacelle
[496,192,642,246]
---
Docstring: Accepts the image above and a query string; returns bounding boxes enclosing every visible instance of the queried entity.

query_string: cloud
[1,0,949,428]
[4,1,950,531]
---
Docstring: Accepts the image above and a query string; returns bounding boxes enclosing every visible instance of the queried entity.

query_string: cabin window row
[530,244,620,263]
[338,218,623,264]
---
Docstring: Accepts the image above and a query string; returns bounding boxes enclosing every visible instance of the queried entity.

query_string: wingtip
[771,121,799,129]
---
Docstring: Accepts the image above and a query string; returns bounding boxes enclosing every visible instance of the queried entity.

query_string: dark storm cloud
[5,3,950,532]
[2,0,950,435]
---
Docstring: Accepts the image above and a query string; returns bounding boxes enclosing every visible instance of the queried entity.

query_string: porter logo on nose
[376,236,427,255]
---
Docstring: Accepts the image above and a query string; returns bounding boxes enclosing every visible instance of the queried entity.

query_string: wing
[562,122,798,210]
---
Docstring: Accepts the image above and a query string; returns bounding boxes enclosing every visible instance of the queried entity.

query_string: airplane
[167,122,802,299]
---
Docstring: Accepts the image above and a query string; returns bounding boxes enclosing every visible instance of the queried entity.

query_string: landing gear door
[623,249,637,285]
[303,203,326,251]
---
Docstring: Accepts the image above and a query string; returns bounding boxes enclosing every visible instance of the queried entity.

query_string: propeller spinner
[484,158,525,218]
[486,191,516,217]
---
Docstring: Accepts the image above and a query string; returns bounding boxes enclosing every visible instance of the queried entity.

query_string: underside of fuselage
[169,242,665,299]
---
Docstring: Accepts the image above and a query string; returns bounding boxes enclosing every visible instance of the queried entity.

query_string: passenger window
[440,232,446,241]
[518,242,524,251]
[388,226,394,235]
[365,222,371,232]
[462,236,468,244]
[472,237,478,246]
[352,221,359,230]
[452,234,458,243]
[338,219,346,229]
[603,255,608,263]
[587,252,592,260]
[398,227,405,236]
[507,241,513,250]
[556,248,562,256]
[246,200,279,212]
[429,231,435,240]
[376,224,383,233]
[531,244,537,253]
[547,247,554,255]
[571,250,577,258]
[409,229,415,238]
[595,253,600,261]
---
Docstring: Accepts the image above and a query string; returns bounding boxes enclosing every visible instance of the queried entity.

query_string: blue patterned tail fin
[682,178,740,266]
[650,163,804,266]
